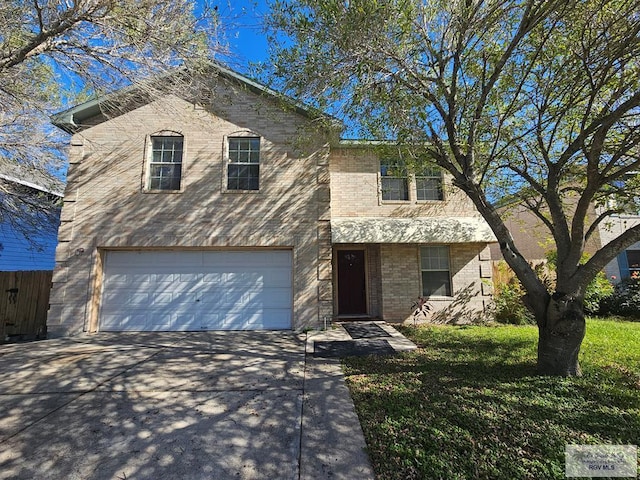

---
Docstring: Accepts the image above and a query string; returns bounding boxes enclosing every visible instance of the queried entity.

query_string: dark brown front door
[337,250,367,315]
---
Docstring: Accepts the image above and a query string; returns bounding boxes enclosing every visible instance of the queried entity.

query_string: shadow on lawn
[344,337,639,448]
[342,326,640,480]
[344,336,539,381]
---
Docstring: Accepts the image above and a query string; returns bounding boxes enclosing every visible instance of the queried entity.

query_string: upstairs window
[227,137,260,191]
[420,246,452,297]
[416,166,443,201]
[149,135,183,191]
[381,160,408,201]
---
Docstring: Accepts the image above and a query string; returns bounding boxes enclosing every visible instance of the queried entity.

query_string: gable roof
[51,63,341,134]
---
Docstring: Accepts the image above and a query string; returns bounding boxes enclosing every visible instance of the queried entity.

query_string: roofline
[337,139,398,148]
[0,173,64,197]
[51,63,342,134]
[50,68,185,134]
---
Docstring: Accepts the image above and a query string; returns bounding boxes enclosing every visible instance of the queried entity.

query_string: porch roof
[331,217,497,244]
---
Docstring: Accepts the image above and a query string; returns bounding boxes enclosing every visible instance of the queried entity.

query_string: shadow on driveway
[0,332,309,480]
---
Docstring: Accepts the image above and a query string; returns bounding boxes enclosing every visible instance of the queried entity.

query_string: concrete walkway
[0,329,396,480]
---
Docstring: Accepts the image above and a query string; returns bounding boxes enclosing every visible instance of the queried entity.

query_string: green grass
[343,318,640,480]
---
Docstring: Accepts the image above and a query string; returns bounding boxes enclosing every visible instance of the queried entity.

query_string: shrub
[583,270,614,315]
[492,252,613,323]
[493,279,535,324]
[600,277,640,319]
[492,262,535,325]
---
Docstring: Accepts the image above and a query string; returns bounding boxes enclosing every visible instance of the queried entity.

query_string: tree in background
[0,0,221,241]
[268,0,640,375]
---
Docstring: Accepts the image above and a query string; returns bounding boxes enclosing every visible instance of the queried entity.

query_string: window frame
[226,135,261,192]
[415,165,444,201]
[145,133,184,192]
[379,159,445,203]
[420,245,452,298]
[380,159,409,201]
[627,250,640,277]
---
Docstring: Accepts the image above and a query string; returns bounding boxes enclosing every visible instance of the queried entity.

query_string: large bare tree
[267,0,640,375]
[0,0,221,241]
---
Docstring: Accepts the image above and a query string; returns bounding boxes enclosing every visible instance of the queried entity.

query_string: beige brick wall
[379,244,492,323]
[329,147,493,323]
[329,147,477,218]
[48,79,332,336]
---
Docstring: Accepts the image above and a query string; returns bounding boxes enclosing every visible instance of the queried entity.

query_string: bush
[492,253,613,323]
[583,270,614,315]
[600,277,640,319]
[493,269,535,325]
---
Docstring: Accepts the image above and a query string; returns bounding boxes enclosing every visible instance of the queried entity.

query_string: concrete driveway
[0,331,375,480]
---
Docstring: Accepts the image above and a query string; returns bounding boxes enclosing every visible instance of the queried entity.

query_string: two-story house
[47,65,495,336]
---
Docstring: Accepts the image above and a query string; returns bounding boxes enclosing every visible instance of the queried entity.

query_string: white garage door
[100,250,292,331]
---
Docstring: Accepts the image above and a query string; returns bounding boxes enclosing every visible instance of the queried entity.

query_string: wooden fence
[0,271,52,342]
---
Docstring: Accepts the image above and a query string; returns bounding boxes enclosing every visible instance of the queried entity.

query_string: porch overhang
[331,217,497,244]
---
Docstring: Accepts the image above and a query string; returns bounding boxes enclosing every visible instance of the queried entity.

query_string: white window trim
[415,169,445,203]
[222,131,262,194]
[143,130,185,193]
[378,160,445,204]
[379,160,410,204]
[419,245,453,299]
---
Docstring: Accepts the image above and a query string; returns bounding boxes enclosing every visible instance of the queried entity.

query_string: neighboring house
[596,212,640,282]
[489,193,640,286]
[47,64,496,337]
[0,162,63,271]
[489,199,602,264]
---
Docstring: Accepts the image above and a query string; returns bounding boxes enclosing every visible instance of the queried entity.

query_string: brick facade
[49,71,495,335]
[49,79,332,336]
[329,146,494,323]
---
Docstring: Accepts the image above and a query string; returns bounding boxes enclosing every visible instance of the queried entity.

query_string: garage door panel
[262,288,292,308]
[171,314,201,331]
[104,272,145,286]
[101,291,148,308]
[201,272,223,284]
[234,309,292,330]
[101,250,292,331]
[151,292,174,306]
[263,309,294,329]
[199,313,221,330]
[171,291,199,303]
[264,268,292,287]
[101,313,148,331]
[146,314,174,331]
[154,273,180,284]
[202,251,292,267]
[178,272,200,283]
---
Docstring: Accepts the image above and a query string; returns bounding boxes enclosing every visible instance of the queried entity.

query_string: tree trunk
[536,295,586,376]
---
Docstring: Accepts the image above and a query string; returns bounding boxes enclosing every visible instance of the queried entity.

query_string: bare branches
[0,0,222,247]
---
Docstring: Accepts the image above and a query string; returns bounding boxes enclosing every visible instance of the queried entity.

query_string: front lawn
[343,318,640,480]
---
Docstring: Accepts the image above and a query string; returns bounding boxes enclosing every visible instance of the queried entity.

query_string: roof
[0,159,64,197]
[331,217,497,244]
[51,63,341,134]
[337,139,396,147]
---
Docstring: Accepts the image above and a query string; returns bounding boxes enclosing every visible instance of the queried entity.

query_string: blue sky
[215,1,271,75]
